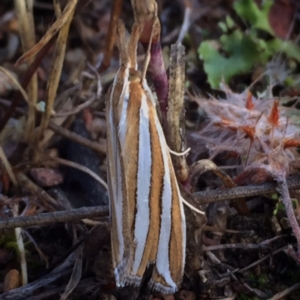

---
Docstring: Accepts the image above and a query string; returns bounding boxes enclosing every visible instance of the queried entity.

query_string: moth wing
[147,97,186,294]
[106,85,126,276]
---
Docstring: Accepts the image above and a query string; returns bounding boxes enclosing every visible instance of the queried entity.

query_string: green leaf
[266,39,300,62]
[226,16,235,29]
[199,30,265,88]
[234,0,274,34]
[218,21,227,33]
[198,0,300,88]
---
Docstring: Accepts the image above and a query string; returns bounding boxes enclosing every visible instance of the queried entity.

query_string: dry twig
[193,173,300,204]
[51,156,108,190]
[48,121,106,154]
[0,206,109,230]
[234,245,287,274]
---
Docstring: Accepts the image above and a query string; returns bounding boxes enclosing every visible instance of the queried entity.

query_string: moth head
[129,68,142,83]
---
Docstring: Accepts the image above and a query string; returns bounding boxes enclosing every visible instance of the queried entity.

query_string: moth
[106,20,186,294]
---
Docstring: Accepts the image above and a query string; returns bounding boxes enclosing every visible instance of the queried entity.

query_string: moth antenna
[181,197,205,215]
[141,21,156,82]
[116,20,129,65]
[128,23,141,69]
[169,147,191,156]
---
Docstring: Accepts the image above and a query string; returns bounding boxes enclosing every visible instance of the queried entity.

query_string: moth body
[106,21,186,294]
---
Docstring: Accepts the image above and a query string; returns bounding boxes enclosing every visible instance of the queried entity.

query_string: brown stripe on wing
[134,95,164,277]
[105,89,120,269]
[149,159,184,291]
[168,158,184,285]
[149,166,183,292]
[118,81,144,273]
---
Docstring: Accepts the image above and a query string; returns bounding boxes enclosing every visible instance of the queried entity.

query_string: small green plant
[198,0,300,88]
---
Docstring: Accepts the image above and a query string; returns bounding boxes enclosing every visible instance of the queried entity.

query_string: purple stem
[143,41,169,121]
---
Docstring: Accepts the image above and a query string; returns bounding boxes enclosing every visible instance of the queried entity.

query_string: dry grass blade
[23,230,49,268]
[267,282,300,300]
[0,36,56,132]
[60,242,83,300]
[51,156,108,190]
[37,1,76,150]
[0,66,28,103]
[16,0,77,66]
[98,0,123,72]
[0,146,18,187]
[13,204,28,286]
[1,252,75,299]
[13,0,38,142]
[177,4,192,43]
[53,96,96,117]
[181,197,205,215]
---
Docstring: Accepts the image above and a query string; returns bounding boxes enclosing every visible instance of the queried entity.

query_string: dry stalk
[0,67,29,103]
[16,0,78,65]
[13,0,38,142]
[38,1,76,150]
[167,44,189,182]
[98,0,123,72]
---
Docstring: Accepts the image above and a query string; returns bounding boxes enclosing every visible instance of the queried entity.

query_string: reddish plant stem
[143,41,169,121]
